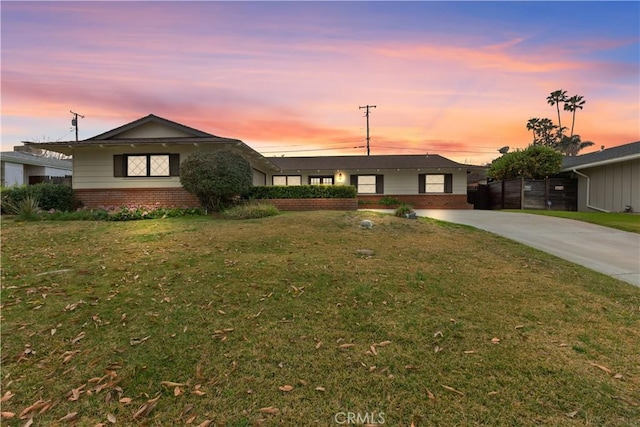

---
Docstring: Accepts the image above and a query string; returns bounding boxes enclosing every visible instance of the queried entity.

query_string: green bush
[247,185,357,200]
[180,151,253,212]
[108,206,204,221]
[3,196,41,221]
[379,196,402,206]
[394,203,414,217]
[488,145,563,180]
[220,203,279,220]
[1,183,75,212]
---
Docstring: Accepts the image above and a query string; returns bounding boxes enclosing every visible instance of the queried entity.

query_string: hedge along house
[269,155,472,209]
[23,114,474,210]
[22,114,279,209]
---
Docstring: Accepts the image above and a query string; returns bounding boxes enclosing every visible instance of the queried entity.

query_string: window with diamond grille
[150,155,170,176]
[114,154,179,177]
[127,156,148,177]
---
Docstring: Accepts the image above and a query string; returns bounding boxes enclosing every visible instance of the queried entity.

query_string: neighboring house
[0,150,72,187]
[561,141,640,213]
[23,114,475,209]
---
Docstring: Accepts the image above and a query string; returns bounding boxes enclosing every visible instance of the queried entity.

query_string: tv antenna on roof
[70,110,85,141]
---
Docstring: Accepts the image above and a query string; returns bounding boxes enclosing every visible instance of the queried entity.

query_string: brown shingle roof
[270,154,468,171]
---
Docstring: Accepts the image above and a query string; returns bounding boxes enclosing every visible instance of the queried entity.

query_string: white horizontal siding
[266,168,468,195]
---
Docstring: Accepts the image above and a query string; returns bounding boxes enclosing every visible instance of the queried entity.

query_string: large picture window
[272,175,302,186]
[357,175,377,194]
[114,154,180,177]
[350,174,383,194]
[419,174,452,193]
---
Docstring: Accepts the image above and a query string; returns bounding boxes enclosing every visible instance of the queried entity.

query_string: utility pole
[70,110,85,141]
[359,105,376,156]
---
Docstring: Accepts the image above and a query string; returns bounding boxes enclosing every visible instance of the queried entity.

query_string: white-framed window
[272,175,302,186]
[126,154,170,177]
[309,176,334,185]
[419,173,452,193]
[425,174,445,193]
[357,175,377,194]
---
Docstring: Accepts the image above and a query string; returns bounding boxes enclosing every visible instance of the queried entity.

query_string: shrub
[488,145,563,180]
[247,185,357,200]
[220,203,279,220]
[394,203,414,217]
[108,206,204,221]
[4,196,41,221]
[180,151,253,212]
[379,196,402,206]
[1,183,75,212]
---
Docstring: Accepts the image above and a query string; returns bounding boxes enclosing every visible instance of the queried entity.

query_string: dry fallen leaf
[589,362,612,374]
[19,400,49,419]
[57,412,78,423]
[130,335,151,346]
[119,397,132,404]
[491,337,501,344]
[433,331,443,338]
[191,390,206,396]
[132,395,160,419]
[426,389,436,400]
[0,391,14,403]
[198,421,213,427]
[71,331,85,344]
[566,411,578,418]
[338,343,355,349]
[107,413,116,424]
[315,387,326,392]
[614,373,623,379]
[376,341,392,347]
[161,381,186,387]
[174,387,183,396]
[278,385,293,392]
[463,350,476,354]
[259,407,279,415]
[0,412,15,419]
[441,385,465,396]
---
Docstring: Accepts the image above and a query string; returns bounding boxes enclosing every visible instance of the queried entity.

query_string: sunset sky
[2,1,638,164]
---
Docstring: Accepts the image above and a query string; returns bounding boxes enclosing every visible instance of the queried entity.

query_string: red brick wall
[358,194,472,209]
[75,189,467,211]
[74,188,200,209]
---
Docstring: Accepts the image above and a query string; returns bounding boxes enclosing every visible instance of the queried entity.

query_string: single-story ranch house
[23,114,476,210]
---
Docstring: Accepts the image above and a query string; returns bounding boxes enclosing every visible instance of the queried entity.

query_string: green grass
[1,211,639,426]
[508,210,640,233]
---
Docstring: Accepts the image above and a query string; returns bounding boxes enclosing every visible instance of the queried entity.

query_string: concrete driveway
[363,209,640,287]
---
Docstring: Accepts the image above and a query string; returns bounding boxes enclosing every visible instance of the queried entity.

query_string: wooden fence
[476,177,577,211]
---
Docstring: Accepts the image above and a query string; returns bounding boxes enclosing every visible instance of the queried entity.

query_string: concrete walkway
[363,209,640,287]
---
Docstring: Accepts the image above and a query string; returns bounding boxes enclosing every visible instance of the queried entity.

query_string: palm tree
[563,94,586,137]
[526,117,558,146]
[557,134,594,156]
[526,118,540,143]
[547,89,567,136]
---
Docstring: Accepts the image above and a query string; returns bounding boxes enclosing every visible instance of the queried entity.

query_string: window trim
[309,175,334,185]
[419,173,453,194]
[350,174,384,194]
[272,175,302,186]
[114,153,180,178]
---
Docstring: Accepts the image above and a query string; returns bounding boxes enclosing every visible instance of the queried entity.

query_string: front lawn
[1,211,638,426]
